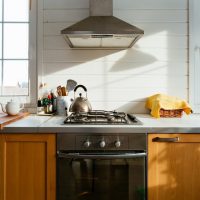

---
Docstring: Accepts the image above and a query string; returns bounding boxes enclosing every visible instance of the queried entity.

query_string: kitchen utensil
[66,79,77,92]
[61,86,68,96]
[0,100,23,116]
[69,85,92,113]
[57,86,62,96]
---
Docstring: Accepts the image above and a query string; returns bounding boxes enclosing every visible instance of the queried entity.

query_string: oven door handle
[57,151,146,159]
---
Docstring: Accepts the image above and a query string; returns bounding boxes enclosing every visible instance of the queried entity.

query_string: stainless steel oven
[57,133,147,200]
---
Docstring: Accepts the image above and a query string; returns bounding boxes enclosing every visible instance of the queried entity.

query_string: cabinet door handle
[152,137,179,142]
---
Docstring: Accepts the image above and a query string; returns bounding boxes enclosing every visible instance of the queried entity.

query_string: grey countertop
[1,113,200,133]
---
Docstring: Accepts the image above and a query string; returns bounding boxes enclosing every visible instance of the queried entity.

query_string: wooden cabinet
[148,134,200,200]
[0,134,56,200]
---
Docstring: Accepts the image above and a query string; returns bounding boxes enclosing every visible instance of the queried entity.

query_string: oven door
[57,151,146,200]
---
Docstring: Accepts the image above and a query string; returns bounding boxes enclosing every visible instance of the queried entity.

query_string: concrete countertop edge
[1,114,200,133]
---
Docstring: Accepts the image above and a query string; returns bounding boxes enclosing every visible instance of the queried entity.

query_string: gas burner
[63,110,142,125]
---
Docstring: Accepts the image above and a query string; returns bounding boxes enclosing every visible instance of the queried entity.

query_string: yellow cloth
[145,94,192,118]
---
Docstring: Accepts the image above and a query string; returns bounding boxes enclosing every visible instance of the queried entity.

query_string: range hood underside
[63,34,142,49]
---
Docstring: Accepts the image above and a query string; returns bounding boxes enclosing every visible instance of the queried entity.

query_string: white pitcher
[0,100,23,116]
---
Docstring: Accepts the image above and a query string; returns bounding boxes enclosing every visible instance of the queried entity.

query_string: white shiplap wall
[42,0,188,113]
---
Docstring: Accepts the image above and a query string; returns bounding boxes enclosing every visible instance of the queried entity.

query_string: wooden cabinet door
[148,134,200,200]
[0,134,56,200]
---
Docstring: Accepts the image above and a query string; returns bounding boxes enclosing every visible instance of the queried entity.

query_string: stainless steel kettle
[69,85,92,113]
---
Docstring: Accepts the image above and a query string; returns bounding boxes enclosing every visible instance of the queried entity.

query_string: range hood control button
[99,140,106,148]
[115,141,121,148]
[83,141,91,148]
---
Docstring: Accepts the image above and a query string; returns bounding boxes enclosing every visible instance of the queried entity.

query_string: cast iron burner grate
[64,110,129,124]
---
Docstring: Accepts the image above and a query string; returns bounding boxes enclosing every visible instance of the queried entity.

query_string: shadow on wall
[110,47,157,72]
[148,140,200,200]
[115,100,149,114]
[44,47,157,75]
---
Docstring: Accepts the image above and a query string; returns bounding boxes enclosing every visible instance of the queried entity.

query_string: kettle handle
[0,103,6,113]
[74,85,87,92]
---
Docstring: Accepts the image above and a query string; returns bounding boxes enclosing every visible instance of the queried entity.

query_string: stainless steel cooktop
[64,110,142,125]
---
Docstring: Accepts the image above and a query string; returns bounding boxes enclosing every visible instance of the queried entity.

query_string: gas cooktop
[63,110,142,125]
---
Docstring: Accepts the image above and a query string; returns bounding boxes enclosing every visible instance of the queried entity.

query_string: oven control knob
[83,141,91,148]
[115,141,121,148]
[99,140,106,148]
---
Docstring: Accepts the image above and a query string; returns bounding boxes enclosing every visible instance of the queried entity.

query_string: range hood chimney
[61,0,144,49]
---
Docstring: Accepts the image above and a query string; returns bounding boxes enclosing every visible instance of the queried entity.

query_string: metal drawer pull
[152,137,179,142]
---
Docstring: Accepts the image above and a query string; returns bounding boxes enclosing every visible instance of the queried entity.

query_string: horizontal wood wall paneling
[44,35,188,50]
[114,10,187,23]
[44,22,74,36]
[139,22,187,36]
[43,10,187,23]
[43,53,187,87]
[114,0,188,10]
[44,22,187,36]
[44,0,187,10]
[43,75,187,89]
[44,0,89,9]
[43,9,89,23]
[43,49,188,62]
[90,101,149,113]
[44,36,67,50]
[41,78,187,106]
[137,35,187,49]
[74,88,187,102]
[43,61,188,76]
[138,22,187,36]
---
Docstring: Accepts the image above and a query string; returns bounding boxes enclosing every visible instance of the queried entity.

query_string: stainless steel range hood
[61,0,144,49]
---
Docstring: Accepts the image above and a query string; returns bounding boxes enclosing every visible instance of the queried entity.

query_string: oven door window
[57,155,146,200]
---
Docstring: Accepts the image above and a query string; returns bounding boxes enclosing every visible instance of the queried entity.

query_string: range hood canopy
[61,0,144,49]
